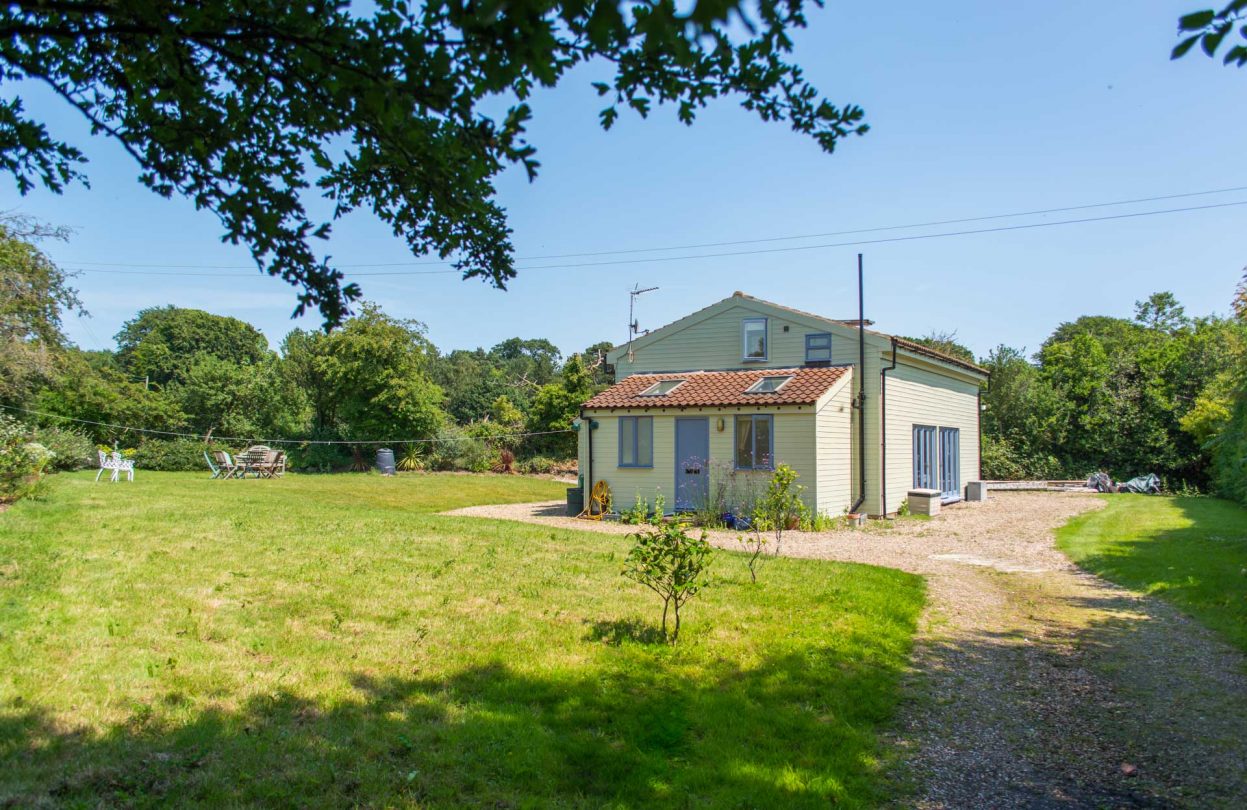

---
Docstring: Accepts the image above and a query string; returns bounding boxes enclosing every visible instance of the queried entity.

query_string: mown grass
[1058,495,1247,653]
[0,472,924,808]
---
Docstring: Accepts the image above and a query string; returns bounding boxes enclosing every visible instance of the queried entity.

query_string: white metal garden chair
[94,450,135,483]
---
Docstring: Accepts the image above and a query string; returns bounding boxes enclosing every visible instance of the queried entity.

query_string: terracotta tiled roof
[583,366,851,410]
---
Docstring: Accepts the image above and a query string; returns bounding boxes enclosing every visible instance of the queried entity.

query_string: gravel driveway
[447,492,1247,808]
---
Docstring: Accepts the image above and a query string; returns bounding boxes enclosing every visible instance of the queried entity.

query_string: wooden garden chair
[256,450,280,478]
[204,451,224,479]
[212,450,241,479]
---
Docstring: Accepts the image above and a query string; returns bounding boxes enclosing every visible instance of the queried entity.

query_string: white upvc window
[742,318,767,361]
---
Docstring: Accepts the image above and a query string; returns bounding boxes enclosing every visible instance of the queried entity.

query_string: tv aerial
[626,283,659,362]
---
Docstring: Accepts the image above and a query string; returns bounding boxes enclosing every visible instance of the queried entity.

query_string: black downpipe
[880,337,898,516]
[851,254,868,514]
[978,374,989,481]
[581,408,593,498]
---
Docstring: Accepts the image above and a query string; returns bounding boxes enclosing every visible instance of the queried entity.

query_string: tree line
[4,217,1247,504]
[913,286,1247,501]
[2,218,609,475]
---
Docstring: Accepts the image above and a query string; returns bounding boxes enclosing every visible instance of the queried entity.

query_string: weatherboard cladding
[582,366,850,410]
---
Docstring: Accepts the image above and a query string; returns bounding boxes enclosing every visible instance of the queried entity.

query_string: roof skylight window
[639,379,686,396]
[745,376,793,394]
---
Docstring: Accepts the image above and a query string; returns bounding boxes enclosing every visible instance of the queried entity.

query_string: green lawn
[0,472,924,808]
[1058,495,1247,653]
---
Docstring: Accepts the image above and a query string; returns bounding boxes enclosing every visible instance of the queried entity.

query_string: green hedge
[132,439,230,472]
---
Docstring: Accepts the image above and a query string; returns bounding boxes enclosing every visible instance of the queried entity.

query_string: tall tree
[0,214,82,405]
[280,304,445,440]
[0,0,867,325]
[115,306,270,387]
[1134,291,1189,333]
[527,353,601,457]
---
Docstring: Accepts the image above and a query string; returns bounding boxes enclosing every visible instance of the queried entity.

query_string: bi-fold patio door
[913,425,961,502]
[939,428,960,501]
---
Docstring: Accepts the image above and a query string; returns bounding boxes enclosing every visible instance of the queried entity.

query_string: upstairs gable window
[805,333,832,364]
[742,318,767,361]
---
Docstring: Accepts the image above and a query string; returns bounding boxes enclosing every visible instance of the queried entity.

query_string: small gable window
[805,333,832,364]
[745,375,792,394]
[639,379,685,397]
[742,318,767,361]
[619,416,653,468]
[735,415,773,470]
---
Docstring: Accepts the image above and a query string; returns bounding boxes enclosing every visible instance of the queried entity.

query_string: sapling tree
[749,463,808,562]
[737,525,769,584]
[621,523,713,643]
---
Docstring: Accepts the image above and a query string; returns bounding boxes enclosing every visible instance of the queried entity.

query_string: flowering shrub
[0,415,52,503]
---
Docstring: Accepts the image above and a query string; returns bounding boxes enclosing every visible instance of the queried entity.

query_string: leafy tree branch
[0,0,864,326]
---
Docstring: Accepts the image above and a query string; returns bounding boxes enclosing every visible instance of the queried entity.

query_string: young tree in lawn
[622,524,713,643]
[0,1,867,326]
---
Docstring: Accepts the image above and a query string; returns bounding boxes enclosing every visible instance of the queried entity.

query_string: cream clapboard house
[576,292,988,517]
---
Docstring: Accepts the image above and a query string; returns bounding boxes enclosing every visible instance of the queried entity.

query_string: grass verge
[1057,494,1247,653]
[0,472,924,807]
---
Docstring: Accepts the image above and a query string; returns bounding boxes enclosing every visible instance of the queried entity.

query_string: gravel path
[447,493,1247,808]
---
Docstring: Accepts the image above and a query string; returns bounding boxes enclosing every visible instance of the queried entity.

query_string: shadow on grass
[0,647,901,807]
[583,617,669,645]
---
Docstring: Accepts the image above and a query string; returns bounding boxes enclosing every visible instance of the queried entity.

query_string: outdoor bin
[375,448,396,475]
[566,486,584,516]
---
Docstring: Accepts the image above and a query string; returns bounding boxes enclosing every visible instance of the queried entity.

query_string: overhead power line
[63,197,1247,279]
[56,180,1247,271]
[2,404,574,446]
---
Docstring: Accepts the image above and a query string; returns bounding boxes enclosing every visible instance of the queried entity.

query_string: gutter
[880,337,898,516]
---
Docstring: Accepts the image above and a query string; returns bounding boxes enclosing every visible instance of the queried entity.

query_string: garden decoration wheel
[579,480,612,520]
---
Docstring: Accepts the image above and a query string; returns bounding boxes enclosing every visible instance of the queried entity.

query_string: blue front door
[674,418,710,511]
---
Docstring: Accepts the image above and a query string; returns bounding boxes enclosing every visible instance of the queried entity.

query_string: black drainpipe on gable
[851,254,868,515]
[580,408,593,498]
[978,373,989,481]
[880,337,898,516]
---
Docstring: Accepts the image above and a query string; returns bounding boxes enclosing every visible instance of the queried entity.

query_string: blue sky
[4,1,1245,360]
